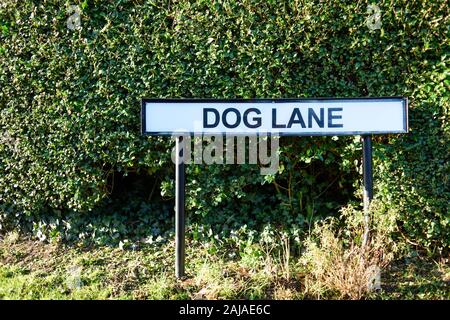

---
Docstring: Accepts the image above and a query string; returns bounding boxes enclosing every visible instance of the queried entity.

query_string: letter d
[203,108,220,128]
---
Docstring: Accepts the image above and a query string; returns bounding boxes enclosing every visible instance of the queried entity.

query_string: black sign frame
[141,97,408,137]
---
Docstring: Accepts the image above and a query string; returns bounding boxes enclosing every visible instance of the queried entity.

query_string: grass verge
[0,231,448,300]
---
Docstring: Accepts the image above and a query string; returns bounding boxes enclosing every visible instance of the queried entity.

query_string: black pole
[175,136,186,278]
[362,135,373,246]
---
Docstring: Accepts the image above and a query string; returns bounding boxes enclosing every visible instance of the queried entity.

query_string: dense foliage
[0,0,448,252]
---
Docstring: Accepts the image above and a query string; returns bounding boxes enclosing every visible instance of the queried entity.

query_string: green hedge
[0,0,448,251]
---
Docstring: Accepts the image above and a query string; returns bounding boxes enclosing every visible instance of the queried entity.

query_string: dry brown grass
[301,203,398,300]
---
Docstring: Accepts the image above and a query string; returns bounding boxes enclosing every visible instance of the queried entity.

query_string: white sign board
[141,98,408,136]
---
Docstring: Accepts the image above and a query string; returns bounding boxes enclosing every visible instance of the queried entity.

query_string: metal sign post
[141,97,408,279]
[175,136,186,278]
[362,135,373,247]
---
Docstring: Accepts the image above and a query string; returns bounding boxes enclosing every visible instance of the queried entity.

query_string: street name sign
[140,96,408,279]
[141,97,408,136]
